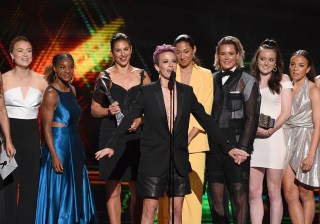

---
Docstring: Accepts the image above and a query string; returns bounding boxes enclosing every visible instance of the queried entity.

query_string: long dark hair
[290,50,316,82]
[250,39,284,94]
[44,53,74,84]
[173,34,201,66]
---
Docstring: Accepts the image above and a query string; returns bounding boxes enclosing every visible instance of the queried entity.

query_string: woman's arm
[238,80,260,152]
[300,84,320,171]
[41,88,63,173]
[128,70,151,131]
[258,75,293,137]
[91,72,121,118]
[315,75,320,89]
[188,71,213,144]
[270,76,293,133]
[0,72,16,157]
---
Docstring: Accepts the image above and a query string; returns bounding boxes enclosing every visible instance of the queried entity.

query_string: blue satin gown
[35,86,96,223]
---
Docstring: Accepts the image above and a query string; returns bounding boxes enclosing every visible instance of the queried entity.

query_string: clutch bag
[258,113,275,129]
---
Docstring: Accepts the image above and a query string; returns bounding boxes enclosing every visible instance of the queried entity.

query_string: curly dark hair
[44,53,74,84]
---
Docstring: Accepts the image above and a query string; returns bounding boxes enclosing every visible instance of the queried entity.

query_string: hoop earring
[272,67,277,72]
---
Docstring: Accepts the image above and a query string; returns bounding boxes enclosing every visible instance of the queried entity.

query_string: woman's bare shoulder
[281,74,291,82]
[1,70,13,78]
[308,81,320,98]
[31,70,48,91]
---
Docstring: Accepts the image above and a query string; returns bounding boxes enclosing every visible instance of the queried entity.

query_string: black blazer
[107,80,234,177]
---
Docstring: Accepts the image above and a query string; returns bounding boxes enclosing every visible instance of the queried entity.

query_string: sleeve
[190,89,235,152]
[189,71,213,132]
[106,89,144,149]
[281,80,293,89]
[238,80,260,152]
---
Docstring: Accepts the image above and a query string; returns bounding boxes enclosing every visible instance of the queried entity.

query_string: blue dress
[35,86,96,224]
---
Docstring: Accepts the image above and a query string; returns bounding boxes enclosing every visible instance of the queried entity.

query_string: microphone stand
[168,77,175,224]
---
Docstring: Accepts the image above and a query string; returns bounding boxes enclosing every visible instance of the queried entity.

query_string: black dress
[98,71,145,181]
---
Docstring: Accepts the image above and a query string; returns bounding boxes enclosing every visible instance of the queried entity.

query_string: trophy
[95,76,124,126]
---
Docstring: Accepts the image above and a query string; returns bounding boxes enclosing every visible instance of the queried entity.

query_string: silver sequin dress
[283,79,320,187]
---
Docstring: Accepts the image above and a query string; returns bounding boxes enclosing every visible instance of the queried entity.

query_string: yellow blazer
[176,64,213,153]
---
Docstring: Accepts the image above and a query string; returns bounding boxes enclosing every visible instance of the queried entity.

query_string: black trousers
[0,118,40,224]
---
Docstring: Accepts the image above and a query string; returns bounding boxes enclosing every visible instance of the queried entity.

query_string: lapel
[174,82,184,132]
[153,80,185,133]
[153,80,169,130]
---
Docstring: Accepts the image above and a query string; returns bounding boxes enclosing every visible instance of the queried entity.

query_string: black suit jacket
[107,80,234,177]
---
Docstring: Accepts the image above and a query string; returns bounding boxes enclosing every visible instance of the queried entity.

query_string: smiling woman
[249,39,293,224]
[206,36,260,224]
[35,53,96,223]
[0,36,48,224]
[91,33,151,224]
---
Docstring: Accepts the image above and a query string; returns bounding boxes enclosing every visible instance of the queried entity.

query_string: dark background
[1,0,320,164]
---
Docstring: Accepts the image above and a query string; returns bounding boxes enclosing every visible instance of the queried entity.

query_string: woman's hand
[51,155,63,173]
[5,141,16,158]
[256,127,272,138]
[108,102,121,115]
[300,154,314,172]
[228,148,250,165]
[95,148,114,160]
[128,117,142,132]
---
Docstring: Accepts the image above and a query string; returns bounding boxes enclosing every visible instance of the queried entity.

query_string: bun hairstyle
[110,33,131,51]
[290,50,316,82]
[153,44,177,66]
[250,39,284,94]
[173,34,201,66]
[44,53,74,84]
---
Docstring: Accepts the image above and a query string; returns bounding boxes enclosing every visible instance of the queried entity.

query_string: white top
[4,87,42,119]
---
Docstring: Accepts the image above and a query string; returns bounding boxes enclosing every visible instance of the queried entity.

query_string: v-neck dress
[283,79,320,187]
[98,72,145,181]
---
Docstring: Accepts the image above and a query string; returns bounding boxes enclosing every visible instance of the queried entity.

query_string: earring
[272,67,277,72]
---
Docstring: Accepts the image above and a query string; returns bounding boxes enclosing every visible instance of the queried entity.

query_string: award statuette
[95,76,124,126]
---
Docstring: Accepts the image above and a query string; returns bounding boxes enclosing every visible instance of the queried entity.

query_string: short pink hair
[153,44,177,65]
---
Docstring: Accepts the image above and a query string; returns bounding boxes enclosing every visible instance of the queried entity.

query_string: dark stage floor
[88,168,319,224]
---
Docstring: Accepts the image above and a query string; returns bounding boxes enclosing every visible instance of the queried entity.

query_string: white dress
[251,81,293,169]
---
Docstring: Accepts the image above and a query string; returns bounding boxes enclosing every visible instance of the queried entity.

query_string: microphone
[168,71,176,90]
[170,70,176,83]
